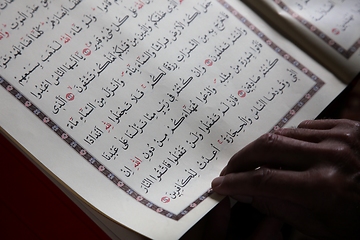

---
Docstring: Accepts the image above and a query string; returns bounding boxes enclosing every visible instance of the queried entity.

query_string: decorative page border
[272,0,360,59]
[0,0,325,221]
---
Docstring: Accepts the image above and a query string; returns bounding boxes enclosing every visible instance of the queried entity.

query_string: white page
[280,0,360,50]
[243,0,360,83]
[0,0,345,239]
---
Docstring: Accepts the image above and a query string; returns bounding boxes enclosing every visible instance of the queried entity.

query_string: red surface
[0,132,110,240]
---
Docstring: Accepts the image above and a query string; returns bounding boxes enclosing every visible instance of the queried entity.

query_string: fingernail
[212,176,224,189]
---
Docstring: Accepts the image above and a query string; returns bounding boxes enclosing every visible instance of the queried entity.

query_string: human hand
[212,119,360,240]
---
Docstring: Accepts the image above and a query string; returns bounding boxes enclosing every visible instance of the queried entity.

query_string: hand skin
[212,119,360,240]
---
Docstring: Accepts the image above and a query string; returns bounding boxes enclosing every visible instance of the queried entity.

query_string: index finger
[213,168,313,206]
[221,133,321,175]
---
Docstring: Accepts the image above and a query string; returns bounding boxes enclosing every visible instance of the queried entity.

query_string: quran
[0,0,359,239]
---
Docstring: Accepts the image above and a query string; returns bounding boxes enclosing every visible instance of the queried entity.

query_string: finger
[298,119,338,129]
[274,128,326,143]
[222,133,320,175]
[276,127,359,145]
[213,173,328,236]
[298,119,357,130]
[274,126,353,143]
[213,168,310,205]
[276,124,360,152]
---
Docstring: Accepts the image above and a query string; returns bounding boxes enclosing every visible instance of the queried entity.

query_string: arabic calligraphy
[0,0,322,214]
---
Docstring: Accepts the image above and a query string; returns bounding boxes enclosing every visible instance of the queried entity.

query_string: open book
[0,0,359,239]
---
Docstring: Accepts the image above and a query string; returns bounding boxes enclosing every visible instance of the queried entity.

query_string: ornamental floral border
[0,0,325,221]
[272,0,360,59]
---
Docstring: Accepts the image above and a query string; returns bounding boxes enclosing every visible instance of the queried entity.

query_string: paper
[0,0,346,238]
[275,0,360,58]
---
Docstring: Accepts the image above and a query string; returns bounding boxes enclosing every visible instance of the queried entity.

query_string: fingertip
[273,126,299,137]
[220,166,227,176]
[212,176,225,189]
[273,128,285,135]
[298,119,312,128]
